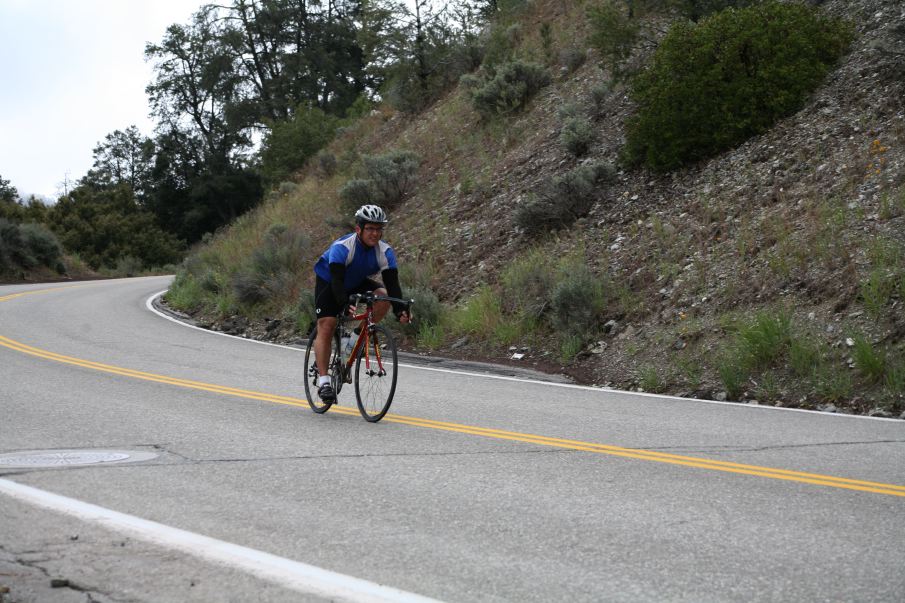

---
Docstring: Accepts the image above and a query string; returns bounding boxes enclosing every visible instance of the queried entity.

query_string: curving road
[1,277,904,602]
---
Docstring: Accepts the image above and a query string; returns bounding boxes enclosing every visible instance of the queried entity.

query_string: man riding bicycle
[312,204,411,402]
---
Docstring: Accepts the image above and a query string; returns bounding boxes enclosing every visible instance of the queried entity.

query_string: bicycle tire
[354,324,397,422]
[303,325,342,414]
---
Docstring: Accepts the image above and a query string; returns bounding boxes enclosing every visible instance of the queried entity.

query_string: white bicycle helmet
[355,204,388,226]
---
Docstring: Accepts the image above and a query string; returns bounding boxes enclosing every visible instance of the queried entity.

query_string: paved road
[1,277,904,602]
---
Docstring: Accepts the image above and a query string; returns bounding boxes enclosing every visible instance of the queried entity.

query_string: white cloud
[0,0,205,199]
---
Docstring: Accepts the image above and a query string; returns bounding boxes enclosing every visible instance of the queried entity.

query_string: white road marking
[0,478,442,603]
[146,290,899,422]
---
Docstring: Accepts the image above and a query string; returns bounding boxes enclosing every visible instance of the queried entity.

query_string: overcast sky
[0,0,207,200]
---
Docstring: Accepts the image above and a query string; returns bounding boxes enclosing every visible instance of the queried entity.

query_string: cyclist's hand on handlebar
[397,310,411,324]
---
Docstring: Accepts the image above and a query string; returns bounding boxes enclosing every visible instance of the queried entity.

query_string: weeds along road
[1,276,904,602]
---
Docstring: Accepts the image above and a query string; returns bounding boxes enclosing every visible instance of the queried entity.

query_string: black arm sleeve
[328,262,347,307]
[381,268,406,315]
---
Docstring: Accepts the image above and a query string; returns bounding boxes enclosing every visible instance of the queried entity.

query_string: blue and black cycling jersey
[314,233,404,314]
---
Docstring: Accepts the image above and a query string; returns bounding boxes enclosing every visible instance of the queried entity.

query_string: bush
[338,179,375,212]
[399,286,442,340]
[624,1,854,171]
[587,0,640,81]
[232,224,309,307]
[515,162,616,236]
[362,150,420,208]
[317,152,337,178]
[501,247,556,317]
[339,150,420,214]
[0,219,65,276]
[549,263,605,340]
[470,60,551,118]
[560,117,596,157]
[259,106,339,185]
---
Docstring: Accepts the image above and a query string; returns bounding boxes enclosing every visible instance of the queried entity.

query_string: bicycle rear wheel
[304,325,342,414]
[354,324,397,422]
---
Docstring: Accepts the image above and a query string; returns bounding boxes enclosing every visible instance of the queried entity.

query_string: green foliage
[549,262,605,338]
[397,285,442,341]
[231,224,309,307]
[717,350,747,399]
[638,365,665,393]
[317,152,338,178]
[789,337,822,378]
[482,23,523,68]
[625,1,854,171]
[587,0,640,81]
[1,175,20,206]
[501,247,556,317]
[469,60,551,118]
[737,311,792,370]
[852,336,886,384]
[338,179,375,210]
[560,117,596,157]
[0,218,64,276]
[339,150,421,213]
[515,162,616,236]
[259,106,339,185]
[46,185,184,270]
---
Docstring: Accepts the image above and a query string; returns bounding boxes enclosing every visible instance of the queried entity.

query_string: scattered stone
[818,403,839,413]
[868,408,894,418]
[511,353,525,360]
[845,338,855,347]
[603,319,618,334]
[673,338,686,350]
[714,391,728,401]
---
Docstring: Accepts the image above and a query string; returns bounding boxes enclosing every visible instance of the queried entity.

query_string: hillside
[168,0,905,418]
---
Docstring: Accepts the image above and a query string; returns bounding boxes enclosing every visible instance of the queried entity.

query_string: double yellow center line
[1,331,904,498]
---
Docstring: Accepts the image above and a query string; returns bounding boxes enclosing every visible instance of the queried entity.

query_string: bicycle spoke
[354,325,397,422]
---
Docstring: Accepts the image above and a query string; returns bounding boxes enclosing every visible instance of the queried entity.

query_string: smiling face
[356,222,384,247]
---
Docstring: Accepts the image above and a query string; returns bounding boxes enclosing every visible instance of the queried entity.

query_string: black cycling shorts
[314,275,384,318]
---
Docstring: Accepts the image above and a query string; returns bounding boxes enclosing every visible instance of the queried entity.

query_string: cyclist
[312,204,411,402]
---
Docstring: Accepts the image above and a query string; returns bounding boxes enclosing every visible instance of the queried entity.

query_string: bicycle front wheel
[354,324,398,422]
[303,325,342,414]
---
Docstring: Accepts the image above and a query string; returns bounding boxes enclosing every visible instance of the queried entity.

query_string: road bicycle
[304,292,413,422]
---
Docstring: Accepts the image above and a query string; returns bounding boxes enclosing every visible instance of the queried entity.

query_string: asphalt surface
[1,277,904,602]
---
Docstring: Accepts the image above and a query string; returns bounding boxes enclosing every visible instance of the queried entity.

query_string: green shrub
[113,255,143,277]
[231,224,309,307]
[515,162,616,236]
[560,117,596,157]
[737,311,791,369]
[789,336,822,377]
[338,179,375,211]
[549,263,604,337]
[259,106,339,185]
[717,349,747,399]
[399,285,442,340]
[624,1,854,171]
[340,150,420,214]
[501,247,556,317]
[317,152,337,178]
[587,0,640,81]
[560,47,587,73]
[362,150,420,208]
[0,218,65,276]
[852,336,886,384]
[470,60,551,118]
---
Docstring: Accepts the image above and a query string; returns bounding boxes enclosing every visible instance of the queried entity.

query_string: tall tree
[0,175,18,204]
[81,126,156,202]
[145,6,252,167]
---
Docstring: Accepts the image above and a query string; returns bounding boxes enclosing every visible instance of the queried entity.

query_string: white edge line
[0,478,442,603]
[146,290,902,423]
